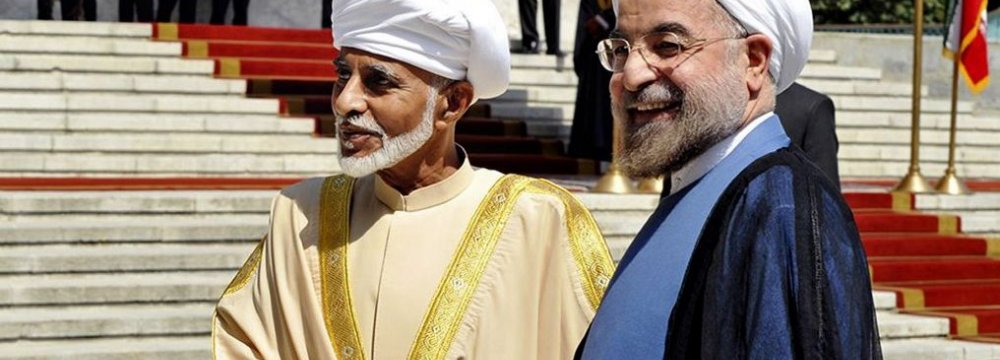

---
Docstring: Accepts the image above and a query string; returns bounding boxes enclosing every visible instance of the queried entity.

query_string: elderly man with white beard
[210,0,614,359]
[576,0,881,358]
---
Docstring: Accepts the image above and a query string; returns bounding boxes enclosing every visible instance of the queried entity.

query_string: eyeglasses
[595,32,744,73]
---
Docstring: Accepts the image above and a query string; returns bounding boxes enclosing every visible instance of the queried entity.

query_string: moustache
[336,113,386,138]
[620,80,683,110]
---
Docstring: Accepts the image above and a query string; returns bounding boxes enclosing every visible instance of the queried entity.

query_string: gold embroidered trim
[319,175,365,360]
[221,237,265,297]
[525,179,615,310]
[408,174,534,360]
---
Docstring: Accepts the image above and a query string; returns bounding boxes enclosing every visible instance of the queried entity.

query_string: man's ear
[436,81,475,130]
[744,33,772,94]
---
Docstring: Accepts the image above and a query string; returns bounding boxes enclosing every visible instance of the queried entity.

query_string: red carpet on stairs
[150,22,597,176]
[850,191,1000,343]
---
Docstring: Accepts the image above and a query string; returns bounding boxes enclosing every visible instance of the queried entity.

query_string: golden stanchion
[935,45,972,195]
[593,114,636,193]
[637,176,664,194]
[893,0,935,194]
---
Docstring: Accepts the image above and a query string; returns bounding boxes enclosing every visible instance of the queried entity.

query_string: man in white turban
[211,0,615,358]
[576,0,882,358]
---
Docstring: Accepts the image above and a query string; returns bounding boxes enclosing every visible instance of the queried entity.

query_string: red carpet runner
[857,192,1000,343]
[151,23,597,176]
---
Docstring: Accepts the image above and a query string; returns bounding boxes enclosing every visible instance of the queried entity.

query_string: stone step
[0,335,209,360]
[496,86,577,104]
[810,49,838,64]
[0,132,337,155]
[0,217,266,245]
[0,72,245,95]
[839,144,999,163]
[839,161,1000,179]
[510,68,579,87]
[798,78,927,97]
[0,54,213,75]
[0,111,315,135]
[800,64,883,81]
[874,291,897,311]
[943,211,1000,234]
[838,112,1000,132]
[0,243,254,274]
[833,96,975,114]
[0,20,151,38]
[881,338,1000,360]
[0,152,339,177]
[0,34,180,58]
[0,271,233,305]
[837,128,1000,147]
[0,92,278,114]
[916,193,1000,211]
[877,311,951,339]
[0,303,213,341]
[0,190,275,215]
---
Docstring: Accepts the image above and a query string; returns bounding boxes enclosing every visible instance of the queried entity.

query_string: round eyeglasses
[595,32,744,73]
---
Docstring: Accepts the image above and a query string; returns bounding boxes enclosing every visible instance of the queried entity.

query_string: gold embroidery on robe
[525,179,615,310]
[221,237,266,297]
[317,174,615,360]
[319,175,364,360]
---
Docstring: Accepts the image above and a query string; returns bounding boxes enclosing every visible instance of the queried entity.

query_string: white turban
[331,0,511,99]
[612,0,813,94]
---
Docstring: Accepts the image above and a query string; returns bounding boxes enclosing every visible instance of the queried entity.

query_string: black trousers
[119,0,154,22]
[38,0,96,21]
[156,0,198,23]
[518,0,560,52]
[321,0,332,28]
[210,0,250,25]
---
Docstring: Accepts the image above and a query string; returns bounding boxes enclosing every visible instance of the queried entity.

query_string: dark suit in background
[38,0,96,21]
[659,82,840,197]
[518,0,561,54]
[775,82,840,189]
[119,0,153,22]
[157,0,198,23]
[568,0,615,161]
[211,0,249,25]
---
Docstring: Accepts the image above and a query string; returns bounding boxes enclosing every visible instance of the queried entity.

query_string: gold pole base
[892,169,935,194]
[935,169,972,195]
[636,176,664,194]
[593,167,636,194]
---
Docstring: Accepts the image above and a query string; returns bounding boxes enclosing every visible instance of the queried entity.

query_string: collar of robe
[373,147,474,211]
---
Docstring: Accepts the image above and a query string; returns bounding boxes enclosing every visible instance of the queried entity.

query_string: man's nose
[620,50,659,93]
[332,77,367,118]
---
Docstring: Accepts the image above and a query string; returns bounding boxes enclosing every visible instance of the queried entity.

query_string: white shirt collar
[669,112,775,195]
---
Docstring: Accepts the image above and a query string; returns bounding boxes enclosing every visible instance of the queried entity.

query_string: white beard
[336,88,438,178]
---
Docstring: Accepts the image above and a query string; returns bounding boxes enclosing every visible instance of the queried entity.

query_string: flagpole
[935,36,973,195]
[893,0,935,193]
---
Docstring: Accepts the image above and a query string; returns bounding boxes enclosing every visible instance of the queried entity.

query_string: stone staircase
[0,21,339,178]
[3,190,1000,358]
[2,19,1000,359]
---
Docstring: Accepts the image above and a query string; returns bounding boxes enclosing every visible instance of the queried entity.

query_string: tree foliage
[812,0,949,25]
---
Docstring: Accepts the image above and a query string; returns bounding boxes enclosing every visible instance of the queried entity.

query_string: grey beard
[616,68,747,178]
[336,88,438,178]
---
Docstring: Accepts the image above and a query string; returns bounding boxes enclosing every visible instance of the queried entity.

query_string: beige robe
[213,158,615,360]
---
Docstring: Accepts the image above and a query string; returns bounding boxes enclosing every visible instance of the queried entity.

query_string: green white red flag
[943,0,991,93]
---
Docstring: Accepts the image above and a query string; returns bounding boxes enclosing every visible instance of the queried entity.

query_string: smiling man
[211,0,614,359]
[577,0,881,358]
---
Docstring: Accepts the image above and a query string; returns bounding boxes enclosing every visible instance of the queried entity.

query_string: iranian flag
[944,0,991,93]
